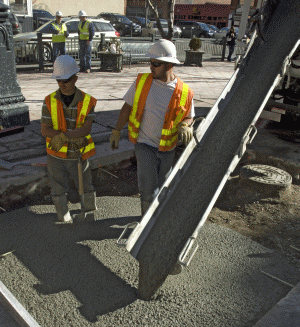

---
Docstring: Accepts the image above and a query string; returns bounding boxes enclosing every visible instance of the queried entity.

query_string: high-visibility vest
[128,73,193,151]
[51,22,67,43]
[44,91,97,160]
[78,20,90,40]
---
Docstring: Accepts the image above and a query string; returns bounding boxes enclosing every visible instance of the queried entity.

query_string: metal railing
[14,34,246,69]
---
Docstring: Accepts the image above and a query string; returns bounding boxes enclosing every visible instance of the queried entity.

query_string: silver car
[13,17,120,63]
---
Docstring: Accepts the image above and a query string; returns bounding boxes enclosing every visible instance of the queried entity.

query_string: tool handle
[78,159,84,196]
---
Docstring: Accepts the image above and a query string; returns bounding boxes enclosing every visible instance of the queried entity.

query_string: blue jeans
[227,44,235,61]
[135,143,175,202]
[53,42,66,63]
[79,40,92,71]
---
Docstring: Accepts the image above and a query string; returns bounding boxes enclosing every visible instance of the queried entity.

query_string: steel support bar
[125,0,300,300]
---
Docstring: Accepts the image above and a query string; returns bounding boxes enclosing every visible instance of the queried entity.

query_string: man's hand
[177,121,193,146]
[110,129,121,150]
[64,31,68,37]
[70,137,87,150]
[87,40,90,46]
[49,133,68,152]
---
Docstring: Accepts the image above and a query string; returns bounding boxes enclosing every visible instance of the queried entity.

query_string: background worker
[48,11,69,62]
[110,39,194,216]
[226,26,237,62]
[78,10,94,73]
[41,55,97,223]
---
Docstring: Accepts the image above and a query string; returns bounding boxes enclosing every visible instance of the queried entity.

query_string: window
[9,0,28,15]
[94,22,115,32]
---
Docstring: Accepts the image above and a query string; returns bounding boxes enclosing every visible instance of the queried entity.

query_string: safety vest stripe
[180,83,189,107]
[50,92,58,130]
[159,135,177,147]
[77,94,91,127]
[129,73,149,128]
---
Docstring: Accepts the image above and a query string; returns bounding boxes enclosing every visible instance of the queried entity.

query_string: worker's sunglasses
[56,76,74,84]
[150,61,164,68]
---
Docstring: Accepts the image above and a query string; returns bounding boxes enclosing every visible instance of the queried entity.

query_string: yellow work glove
[177,121,193,146]
[110,129,121,150]
[49,133,68,152]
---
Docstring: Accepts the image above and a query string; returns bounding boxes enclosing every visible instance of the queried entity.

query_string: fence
[14,35,246,69]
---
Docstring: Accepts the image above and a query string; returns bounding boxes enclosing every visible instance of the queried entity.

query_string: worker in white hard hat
[47,11,69,62]
[78,10,95,73]
[41,55,98,224]
[110,38,195,224]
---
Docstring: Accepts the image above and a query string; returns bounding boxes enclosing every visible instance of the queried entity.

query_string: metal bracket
[116,222,139,247]
[178,236,199,267]
[238,125,257,158]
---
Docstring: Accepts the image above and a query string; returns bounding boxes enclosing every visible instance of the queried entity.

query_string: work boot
[52,194,73,224]
[141,201,151,216]
[73,191,97,223]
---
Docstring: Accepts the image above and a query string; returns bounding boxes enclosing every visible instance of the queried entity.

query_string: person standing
[109,39,194,216]
[41,55,97,224]
[49,11,69,62]
[78,10,95,73]
[226,26,237,62]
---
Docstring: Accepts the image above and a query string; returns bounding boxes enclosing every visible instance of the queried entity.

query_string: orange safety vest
[44,90,97,160]
[128,73,193,151]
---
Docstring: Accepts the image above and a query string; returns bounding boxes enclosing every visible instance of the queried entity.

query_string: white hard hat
[78,10,87,17]
[51,55,79,80]
[55,11,63,16]
[148,39,180,64]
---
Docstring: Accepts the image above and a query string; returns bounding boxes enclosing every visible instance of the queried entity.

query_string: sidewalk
[0,60,299,326]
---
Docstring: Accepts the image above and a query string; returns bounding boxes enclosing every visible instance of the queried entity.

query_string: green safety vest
[51,22,67,43]
[78,20,90,40]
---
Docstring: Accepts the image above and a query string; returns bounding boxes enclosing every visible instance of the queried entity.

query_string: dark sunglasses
[56,76,74,84]
[150,61,163,68]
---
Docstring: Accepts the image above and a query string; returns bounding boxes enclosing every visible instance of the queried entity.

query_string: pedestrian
[49,11,69,62]
[109,39,195,216]
[41,55,97,224]
[78,10,95,73]
[226,26,237,62]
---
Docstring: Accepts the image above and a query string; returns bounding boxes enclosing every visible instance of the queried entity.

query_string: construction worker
[41,55,97,224]
[78,10,95,73]
[110,39,194,216]
[49,11,69,62]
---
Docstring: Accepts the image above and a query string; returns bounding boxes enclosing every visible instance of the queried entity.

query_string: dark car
[127,16,149,28]
[97,12,141,36]
[33,9,54,30]
[177,21,214,38]
[0,12,22,34]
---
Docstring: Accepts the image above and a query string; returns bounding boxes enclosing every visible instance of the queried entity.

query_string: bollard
[151,33,155,42]
[37,32,44,71]
[221,36,227,61]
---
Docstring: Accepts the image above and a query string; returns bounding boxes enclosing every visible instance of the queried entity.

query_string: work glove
[64,31,68,37]
[70,137,87,151]
[49,133,68,152]
[177,121,193,146]
[110,129,121,150]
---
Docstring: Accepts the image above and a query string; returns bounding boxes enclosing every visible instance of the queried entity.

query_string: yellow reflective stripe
[159,135,177,147]
[50,92,58,130]
[128,125,139,139]
[59,145,68,153]
[77,94,91,127]
[129,73,150,127]
[161,126,177,136]
[180,83,189,107]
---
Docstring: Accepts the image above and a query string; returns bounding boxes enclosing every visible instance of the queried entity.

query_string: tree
[146,0,175,40]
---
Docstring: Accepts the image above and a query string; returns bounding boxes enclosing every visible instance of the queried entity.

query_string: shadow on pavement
[0,208,140,322]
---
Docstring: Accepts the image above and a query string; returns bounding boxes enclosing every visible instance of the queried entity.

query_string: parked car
[208,24,219,33]
[141,19,182,38]
[177,21,213,38]
[0,12,22,34]
[13,17,120,63]
[127,16,149,28]
[32,9,54,30]
[213,27,239,41]
[97,13,141,36]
